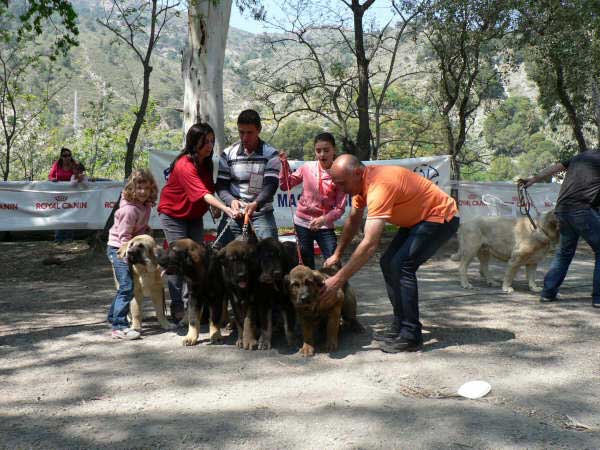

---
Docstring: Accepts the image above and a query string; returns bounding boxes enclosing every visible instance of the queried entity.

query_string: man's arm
[519,163,566,188]
[321,218,386,304]
[324,205,364,267]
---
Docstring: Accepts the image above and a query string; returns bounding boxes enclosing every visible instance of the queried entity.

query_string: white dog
[455,211,559,293]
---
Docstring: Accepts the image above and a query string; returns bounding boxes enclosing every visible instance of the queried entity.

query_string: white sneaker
[111,328,141,340]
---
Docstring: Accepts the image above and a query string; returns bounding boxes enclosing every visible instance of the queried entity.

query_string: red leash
[281,158,304,266]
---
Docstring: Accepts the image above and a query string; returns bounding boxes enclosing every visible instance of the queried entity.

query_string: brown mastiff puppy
[287,265,363,357]
[154,238,225,346]
[117,234,174,331]
[217,239,259,350]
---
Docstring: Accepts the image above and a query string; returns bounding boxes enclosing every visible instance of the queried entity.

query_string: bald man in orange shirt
[322,154,459,352]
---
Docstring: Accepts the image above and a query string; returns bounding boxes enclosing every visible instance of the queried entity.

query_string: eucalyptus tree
[183,0,263,155]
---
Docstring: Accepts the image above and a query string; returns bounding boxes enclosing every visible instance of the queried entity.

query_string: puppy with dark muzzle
[217,239,259,349]
[255,237,297,350]
[154,238,225,346]
[117,234,174,331]
[286,265,363,357]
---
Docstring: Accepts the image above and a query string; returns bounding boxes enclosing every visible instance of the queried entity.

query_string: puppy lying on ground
[217,238,259,350]
[255,237,297,350]
[154,239,225,345]
[117,234,174,331]
[286,265,363,357]
[455,211,559,293]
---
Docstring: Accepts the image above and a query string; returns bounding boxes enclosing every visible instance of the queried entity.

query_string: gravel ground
[0,237,599,449]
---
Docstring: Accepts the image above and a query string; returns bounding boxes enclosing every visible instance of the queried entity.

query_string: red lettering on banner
[0,203,18,210]
[104,201,117,208]
[458,199,488,208]
[35,201,87,210]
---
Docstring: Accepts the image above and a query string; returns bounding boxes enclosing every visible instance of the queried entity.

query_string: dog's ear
[312,270,326,287]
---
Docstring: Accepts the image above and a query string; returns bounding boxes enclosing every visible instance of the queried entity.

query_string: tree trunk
[554,62,588,153]
[592,76,600,150]
[351,2,371,161]
[183,0,231,157]
[124,66,152,179]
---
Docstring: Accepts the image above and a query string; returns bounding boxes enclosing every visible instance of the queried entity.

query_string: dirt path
[1,239,599,449]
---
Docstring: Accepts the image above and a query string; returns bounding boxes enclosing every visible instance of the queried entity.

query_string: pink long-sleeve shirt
[107,198,152,248]
[279,160,347,229]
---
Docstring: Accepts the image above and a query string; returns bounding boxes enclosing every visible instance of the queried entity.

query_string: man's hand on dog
[320,274,343,307]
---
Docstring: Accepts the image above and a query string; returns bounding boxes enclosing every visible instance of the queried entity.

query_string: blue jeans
[379,217,459,342]
[294,224,337,269]
[542,208,600,302]
[107,245,133,330]
[216,211,278,246]
[159,213,204,306]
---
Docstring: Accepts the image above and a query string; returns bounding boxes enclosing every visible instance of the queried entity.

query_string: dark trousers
[379,217,459,342]
[294,224,337,269]
[542,208,600,302]
[159,213,204,306]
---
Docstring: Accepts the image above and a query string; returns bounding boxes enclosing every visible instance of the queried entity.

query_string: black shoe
[593,300,600,309]
[539,293,562,303]
[373,323,401,342]
[380,337,423,353]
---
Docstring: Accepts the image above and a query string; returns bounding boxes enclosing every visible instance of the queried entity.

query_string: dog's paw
[502,286,515,293]
[243,338,258,350]
[236,338,243,348]
[300,343,315,357]
[182,335,198,346]
[529,285,542,293]
[325,340,339,353]
[257,336,271,350]
[461,282,475,290]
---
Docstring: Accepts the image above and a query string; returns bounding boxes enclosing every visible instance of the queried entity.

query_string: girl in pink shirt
[106,169,158,340]
[279,132,347,268]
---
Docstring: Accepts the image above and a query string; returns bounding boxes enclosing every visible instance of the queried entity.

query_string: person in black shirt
[520,150,600,307]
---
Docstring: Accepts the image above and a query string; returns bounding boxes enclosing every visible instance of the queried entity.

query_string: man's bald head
[330,153,364,195]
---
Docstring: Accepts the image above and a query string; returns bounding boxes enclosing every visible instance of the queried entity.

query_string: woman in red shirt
[48,147,75,181]
[158,122,235,322]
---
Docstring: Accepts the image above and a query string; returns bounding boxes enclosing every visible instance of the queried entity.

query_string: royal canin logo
[55,194,68,202]
[468,193,478,200]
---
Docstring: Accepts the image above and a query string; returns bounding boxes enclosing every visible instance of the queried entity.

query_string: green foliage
[518,0,600,151]
[484,96,542,157]
[269,120,323,160]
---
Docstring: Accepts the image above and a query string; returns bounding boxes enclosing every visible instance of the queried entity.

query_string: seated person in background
[49,147,75,182]
[70,162,88,185]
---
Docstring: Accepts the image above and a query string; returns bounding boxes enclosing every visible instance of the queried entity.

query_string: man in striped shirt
[216,109,281,244]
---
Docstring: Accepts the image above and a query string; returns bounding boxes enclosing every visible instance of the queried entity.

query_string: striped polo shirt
[217,140,281,215]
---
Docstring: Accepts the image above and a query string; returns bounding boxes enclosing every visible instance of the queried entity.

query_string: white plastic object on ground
[457,380,491,399]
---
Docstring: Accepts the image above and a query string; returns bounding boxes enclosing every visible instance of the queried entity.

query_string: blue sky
[229,1,398,34]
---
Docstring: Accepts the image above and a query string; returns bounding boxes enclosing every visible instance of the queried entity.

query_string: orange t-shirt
[352,165,457,228]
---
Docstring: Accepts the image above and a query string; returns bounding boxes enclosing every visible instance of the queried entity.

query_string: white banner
[454,181,561,222]
[149,150,452,229]
[0,181,123,231]
[0,155,559,231]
